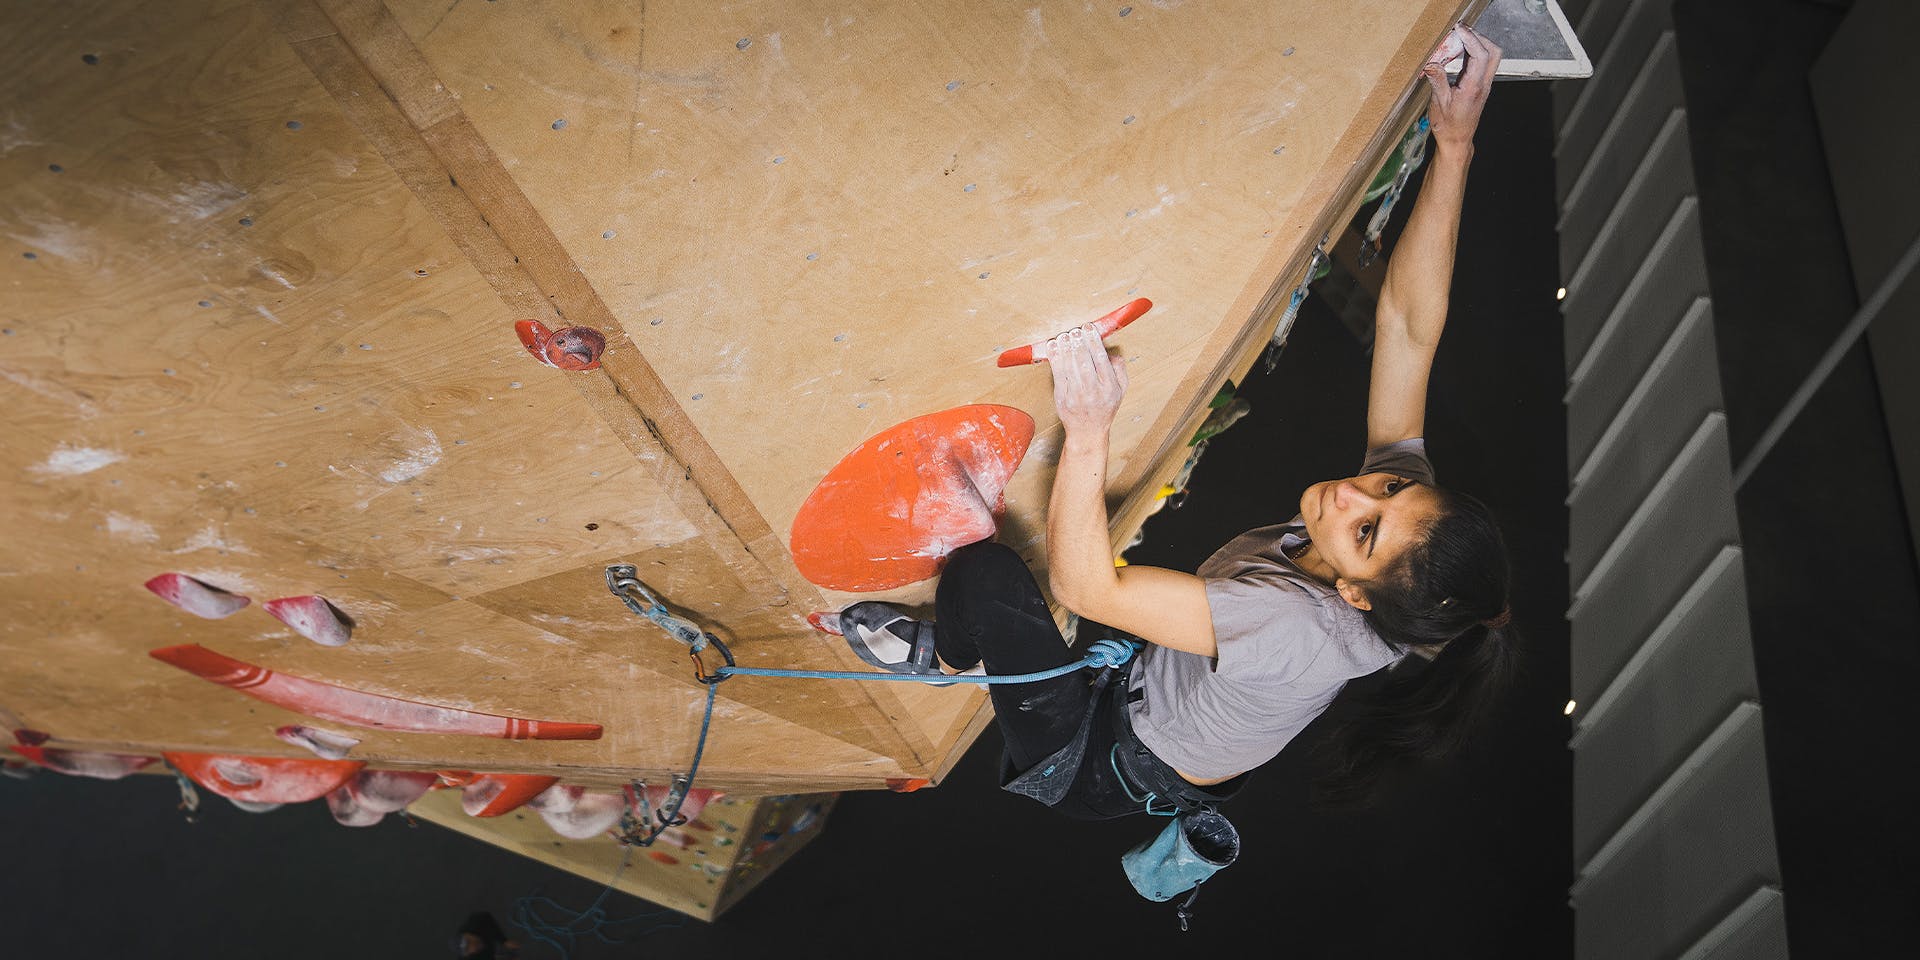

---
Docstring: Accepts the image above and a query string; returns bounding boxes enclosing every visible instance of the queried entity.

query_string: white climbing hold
[348,770,437,813]
[326,785,385,827]
[275,725,360,760]
[538,788,627,840]
[263,595,352,646]
[144,573,250,619]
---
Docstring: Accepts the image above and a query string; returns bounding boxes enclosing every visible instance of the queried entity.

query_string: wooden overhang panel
[0,0,935,790]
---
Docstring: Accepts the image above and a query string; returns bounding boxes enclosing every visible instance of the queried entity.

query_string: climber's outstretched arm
[1368,23,1500,449]
[1043,326,1218,658]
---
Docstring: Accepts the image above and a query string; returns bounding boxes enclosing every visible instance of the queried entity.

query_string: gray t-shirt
[1125,438,1435,780]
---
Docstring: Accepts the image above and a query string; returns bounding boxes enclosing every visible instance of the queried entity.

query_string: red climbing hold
[149,644,603,740]
[460,773,561,817]
[515,319,606,370]
[144,572,250,619]
[790,404,1034,592]
[164,752,364,804]
[996,298,1151,367]
[262,595,353,647]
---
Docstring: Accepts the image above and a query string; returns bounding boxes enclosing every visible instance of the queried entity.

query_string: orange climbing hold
[790,404,1034,592]
[995,298,1151,367]
[459,773,561,817]
[164,752,365,804]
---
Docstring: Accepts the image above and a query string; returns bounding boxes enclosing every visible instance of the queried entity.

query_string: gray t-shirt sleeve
[1360,437,1435,485]
[1202,573,1339,685]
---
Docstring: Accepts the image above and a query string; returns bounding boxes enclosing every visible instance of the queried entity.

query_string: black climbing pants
[934,541,1167,820]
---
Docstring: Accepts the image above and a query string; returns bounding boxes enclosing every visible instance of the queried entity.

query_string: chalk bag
[1119,807,1240,906]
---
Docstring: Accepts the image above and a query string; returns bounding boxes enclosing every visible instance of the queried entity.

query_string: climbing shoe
[809,603,982,686]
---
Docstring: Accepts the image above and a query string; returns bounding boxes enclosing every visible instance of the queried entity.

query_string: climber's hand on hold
[1424,23,1500,155]
[1049,324,1128,437]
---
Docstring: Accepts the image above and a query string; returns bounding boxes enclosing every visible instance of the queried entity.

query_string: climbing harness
[1262,233,1331,374]
[1357,114,1432,270]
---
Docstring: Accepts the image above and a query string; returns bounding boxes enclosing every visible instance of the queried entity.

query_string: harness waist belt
[1109,677,1248,811]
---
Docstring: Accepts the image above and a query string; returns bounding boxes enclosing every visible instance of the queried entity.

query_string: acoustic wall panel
[1573,705,1780,960]
[1569,547,1757,863]
[1561,110,1697,365]
[1568,299,1721,582]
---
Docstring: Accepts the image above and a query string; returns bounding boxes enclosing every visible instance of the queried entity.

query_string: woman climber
[827,25,1512,818]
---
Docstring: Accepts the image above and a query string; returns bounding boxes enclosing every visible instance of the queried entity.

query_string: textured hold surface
[142,573,250,619]
[348,770,439,813]
[164,752,364,804]
[325,786,385,827]
[790,405,1035,591]
[149,645,603,740]
[262,596,353,647]
[514,319,606,370]
[533,785,628,839]
[460,773,561,817]
[274,724,361,760]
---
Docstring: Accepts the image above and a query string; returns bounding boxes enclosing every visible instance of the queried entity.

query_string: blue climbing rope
[714,636,1139,684]
[508,846,687,960]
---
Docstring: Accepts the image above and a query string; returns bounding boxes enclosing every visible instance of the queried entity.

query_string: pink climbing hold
[263,595,353,647]
[144,573,250,619]
[276,725,361,760]
[9,744,155,780]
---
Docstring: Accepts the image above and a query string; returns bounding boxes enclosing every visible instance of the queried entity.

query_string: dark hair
[1310,486,1518,809]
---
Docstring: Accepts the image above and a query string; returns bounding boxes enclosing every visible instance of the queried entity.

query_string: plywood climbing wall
[1,0,1472,799]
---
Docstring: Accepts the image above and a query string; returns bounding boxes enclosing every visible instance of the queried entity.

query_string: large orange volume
[791,404,1035,592]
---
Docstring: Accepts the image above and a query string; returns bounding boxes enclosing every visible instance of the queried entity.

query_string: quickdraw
[1358,114,1432,269]
[1263,234,1331,374]
[602,566,729,847]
